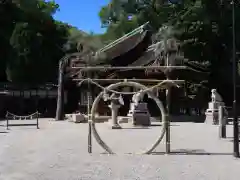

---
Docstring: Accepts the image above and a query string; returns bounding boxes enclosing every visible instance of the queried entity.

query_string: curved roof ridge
[97,22,150,53]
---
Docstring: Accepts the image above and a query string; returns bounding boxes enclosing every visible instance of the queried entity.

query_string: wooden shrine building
[65,22,209,120]
[0,22,208,120]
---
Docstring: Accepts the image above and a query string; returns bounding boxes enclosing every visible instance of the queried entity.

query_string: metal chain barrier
[5,111,40,129]
[6,111,39,120]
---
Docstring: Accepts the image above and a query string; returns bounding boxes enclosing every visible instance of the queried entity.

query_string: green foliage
[1,0,240,105]
[0,0,69,83]
[0,0,108,84]
[98,0,240,103]
[174,0,240,88]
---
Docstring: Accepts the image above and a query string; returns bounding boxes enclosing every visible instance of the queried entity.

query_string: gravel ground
[0,119,240,180]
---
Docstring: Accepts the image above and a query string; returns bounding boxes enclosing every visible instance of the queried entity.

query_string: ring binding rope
[88,81,179,155]
[76,78,181,154]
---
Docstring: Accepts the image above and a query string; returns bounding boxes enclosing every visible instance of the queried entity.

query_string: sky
[53,0,110,34]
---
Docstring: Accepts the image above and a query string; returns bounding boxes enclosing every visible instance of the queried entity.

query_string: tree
[0,0,69,83]
[99,0,240,104]
[98,0,185,39]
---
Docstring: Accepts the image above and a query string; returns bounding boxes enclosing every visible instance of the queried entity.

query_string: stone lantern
[107,93,123,129]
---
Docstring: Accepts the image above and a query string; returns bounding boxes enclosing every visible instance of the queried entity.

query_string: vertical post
[88,117,92,153]
[36,111,39,129]
[6,113,9,130]
[219,106,226,138]
[87,78,92,153]
[232,0,239,158]
[165,88,171,154]
[56,61,65,120]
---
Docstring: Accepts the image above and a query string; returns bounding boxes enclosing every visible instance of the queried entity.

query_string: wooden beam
[0,91,10,95]
[72,79,185,83]
[71,66,187,71]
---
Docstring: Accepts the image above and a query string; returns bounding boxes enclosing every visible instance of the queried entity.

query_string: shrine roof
[95,22,151,63]
[130,43,156,66]
[67,23,208,80]
[129,43,209,73]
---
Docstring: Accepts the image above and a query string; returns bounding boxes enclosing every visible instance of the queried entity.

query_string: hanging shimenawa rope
[78,78,180,95]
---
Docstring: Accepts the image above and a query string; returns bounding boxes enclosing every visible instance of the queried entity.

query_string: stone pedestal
[205,102,224,125]
[128,102,151,126]
[108,104,122,129]
[66,113,86,123]
[72,113,86,123]
[118,117,129,124]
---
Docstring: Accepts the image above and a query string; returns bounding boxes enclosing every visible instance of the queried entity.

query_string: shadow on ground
[99,149,232,156]
[225,136,240,143]
[120,124,180,129]
[121,127,150,129]
[150,124,180,127]
[151,149,232,156]
[229,139,240,143]
[170,115,206,123]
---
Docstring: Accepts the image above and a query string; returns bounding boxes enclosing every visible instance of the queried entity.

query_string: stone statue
[132,90,144,106]
[211,89,223,103]
[129,90,151,126]
[103,91,124,105]
[108,93,123,129]
[107,93,124,105]
[205,88,226,125]
[109,93,119,103]
[118,94,124,106]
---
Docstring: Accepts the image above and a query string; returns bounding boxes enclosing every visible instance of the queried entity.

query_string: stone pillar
[108,100,122,129]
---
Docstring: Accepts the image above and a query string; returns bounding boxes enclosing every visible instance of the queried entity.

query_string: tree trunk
[55,61,64,120]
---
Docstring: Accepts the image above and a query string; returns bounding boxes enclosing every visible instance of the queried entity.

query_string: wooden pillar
[36,111,39,129]
[219,106,226,138]
[165,87,171,154]
[87,74,92,153]
[56,61,65,120]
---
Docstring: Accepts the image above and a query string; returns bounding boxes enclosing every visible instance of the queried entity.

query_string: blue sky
[53,0,110,34]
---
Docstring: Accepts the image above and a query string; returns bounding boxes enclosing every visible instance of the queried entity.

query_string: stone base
[205,111,219,125]
[73,113,86,123]
[208,102,224,110]
[118,117,129,124]
[111,124,122,129]
[66,113,86,123]
[128,103,149,116]
[205,101,227,125]
[128,102,151,126]
[132,113,151,126]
